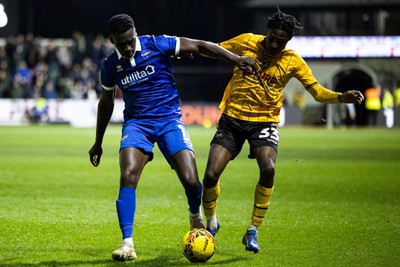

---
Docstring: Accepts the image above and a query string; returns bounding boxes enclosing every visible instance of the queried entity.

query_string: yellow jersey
[364,87,381,111]
[219,33,319,123]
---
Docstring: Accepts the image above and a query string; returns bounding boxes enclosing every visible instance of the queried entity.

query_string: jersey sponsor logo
[257,71,277,86]
[121,65,156,87]
[244,71,277,86]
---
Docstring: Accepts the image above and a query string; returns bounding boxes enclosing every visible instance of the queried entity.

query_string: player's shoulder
[280,48,308,67]
[135,35,158,52]
[140,34,177,42]
[137,34,153,44]
[246,33,265,38]
[230,33,265,45]
[240,33,265,40]
[139,34,177,48]
[282,47,302,58]
[102,51,118,67]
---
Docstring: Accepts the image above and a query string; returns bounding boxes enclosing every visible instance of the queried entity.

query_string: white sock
[123,237,133,246]
[247,223,258,232]
[189,208,202,218]
[206,214,217,230]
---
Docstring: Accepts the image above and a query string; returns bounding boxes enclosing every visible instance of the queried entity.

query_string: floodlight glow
[290,36,400,58]
[0,4,8,28]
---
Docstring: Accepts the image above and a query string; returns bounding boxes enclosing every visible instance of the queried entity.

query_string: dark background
[1,0,400,105]
[3,0,251,41]
[3,0,400,39]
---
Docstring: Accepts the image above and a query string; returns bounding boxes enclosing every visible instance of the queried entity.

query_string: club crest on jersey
[141,49,151,59]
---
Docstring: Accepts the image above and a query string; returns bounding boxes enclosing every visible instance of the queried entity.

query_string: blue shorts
[120,118,194,162]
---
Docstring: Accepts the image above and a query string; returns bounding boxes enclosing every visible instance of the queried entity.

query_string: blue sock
[116,187,136,239]
[186,182,202,214]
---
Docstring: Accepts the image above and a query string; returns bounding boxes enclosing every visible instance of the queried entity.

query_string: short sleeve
[101,58,116,90]
[153,35,178,56]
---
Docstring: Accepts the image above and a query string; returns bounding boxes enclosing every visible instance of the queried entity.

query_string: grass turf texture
[0,125,399,266]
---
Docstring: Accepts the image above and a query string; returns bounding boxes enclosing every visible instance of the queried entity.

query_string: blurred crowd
[0,31,114,99]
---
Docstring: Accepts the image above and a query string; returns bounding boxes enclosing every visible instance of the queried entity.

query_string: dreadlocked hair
[108,14,135,34]
[267,7,303,38]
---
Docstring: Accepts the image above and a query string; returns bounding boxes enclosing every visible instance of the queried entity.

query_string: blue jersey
[101,35,181,121]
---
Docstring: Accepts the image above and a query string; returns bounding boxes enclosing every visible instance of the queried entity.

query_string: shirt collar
[116,37,141,66]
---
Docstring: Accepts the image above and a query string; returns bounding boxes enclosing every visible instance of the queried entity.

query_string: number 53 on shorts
[259,126,279,144]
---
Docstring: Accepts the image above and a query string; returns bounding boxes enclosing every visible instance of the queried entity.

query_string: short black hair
[267,7,303,38]
[108,14,135,34]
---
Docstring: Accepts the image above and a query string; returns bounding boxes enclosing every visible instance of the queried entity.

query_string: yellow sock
[202,181,220,217]
[251,183,274,228]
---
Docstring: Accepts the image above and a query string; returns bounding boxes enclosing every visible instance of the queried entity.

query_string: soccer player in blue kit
[88,14,258,261]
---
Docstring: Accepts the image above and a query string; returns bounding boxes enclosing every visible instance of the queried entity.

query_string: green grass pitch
[0,124,399,266]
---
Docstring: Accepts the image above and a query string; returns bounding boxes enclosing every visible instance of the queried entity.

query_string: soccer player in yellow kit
[201,8,365,253]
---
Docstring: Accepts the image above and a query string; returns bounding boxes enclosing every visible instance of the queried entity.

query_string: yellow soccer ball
[181,228,215,262]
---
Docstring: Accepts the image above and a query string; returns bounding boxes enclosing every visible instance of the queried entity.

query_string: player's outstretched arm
[178,37,260,72]
[89,88,115,167]
[308,84,364,105]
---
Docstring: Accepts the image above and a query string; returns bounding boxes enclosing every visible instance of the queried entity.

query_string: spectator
[9,75,25,98]
[394,87,400,108]
[42,81,58,99]
[14,60,33,98]
[25,36,42,69]
[70,79,85,99]
[27,97,49,124]
[84,78,98,100]
[5,35,17,78]
[31,73,45,98]
[71,31,87,63]
[365,85,381,126]
[0,54,11,97]
[44,40,61,85]
[87,34,107,68]
[56,40,73,75]
[382,87,394,128]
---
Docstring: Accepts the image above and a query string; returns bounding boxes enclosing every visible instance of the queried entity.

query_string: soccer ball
[181,228,215,262]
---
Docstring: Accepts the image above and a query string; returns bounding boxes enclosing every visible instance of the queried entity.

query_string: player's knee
[203,171,219,188]
[183,178,201,195]
[259,160,275,179]
[120,168,139,188]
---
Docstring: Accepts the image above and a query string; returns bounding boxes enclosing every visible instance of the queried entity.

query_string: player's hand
[89,144,103,167]
[236,56,261,73]
[341,90,365,105]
